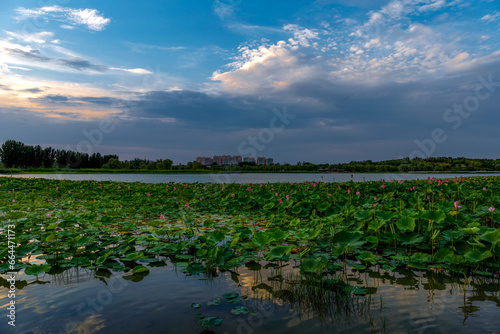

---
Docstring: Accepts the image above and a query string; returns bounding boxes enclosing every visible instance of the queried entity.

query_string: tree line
[1,140,499,172]
[0,140,173,170]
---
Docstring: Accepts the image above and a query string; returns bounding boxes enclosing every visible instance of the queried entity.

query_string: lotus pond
[1,176,500,333]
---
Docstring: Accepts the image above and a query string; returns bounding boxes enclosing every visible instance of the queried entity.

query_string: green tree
[103,158,122,169]
[0,140,25,167]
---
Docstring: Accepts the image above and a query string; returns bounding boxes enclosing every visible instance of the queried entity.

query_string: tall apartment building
[243,157,255,163]
[257,157,274,165]
[196,157,213,166]
[196,155,272,166]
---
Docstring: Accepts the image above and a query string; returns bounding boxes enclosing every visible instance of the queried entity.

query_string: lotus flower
[160,214,165,219]
[489,207,495,212]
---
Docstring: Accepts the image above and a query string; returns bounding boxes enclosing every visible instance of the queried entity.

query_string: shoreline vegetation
[1,140,500,175]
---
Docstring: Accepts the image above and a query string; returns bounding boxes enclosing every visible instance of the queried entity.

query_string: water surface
[1,172,498,184]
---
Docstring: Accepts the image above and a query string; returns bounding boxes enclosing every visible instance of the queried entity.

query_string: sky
[0,0,499,164]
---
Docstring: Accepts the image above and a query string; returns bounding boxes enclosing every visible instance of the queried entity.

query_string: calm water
[1,172,498,184]
[1,260,498,334]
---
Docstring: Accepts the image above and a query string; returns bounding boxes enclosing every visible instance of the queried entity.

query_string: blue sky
[0,0,499,164]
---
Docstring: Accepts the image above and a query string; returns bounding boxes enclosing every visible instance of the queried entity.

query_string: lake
[1,174,499,333]
[1,172,498,184]
[1,259,499,334]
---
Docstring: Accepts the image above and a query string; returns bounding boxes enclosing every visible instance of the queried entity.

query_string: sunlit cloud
[5,31,55,44]
[110,67,153,74]
[15,6,111,31]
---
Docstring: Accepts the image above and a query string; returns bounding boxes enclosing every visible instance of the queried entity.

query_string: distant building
[211,155,243,166]
[197,155,272,166]
[243,157,255,164]
[196,157,213,166]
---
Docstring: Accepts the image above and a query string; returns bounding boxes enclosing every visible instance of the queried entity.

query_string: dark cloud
[57,58,108,72]
[0,84,12,91]
[43,95,70,102]
[77,96,120,105]
[3,48,51,62]
[20,88,44,93]
[2,59,500,164]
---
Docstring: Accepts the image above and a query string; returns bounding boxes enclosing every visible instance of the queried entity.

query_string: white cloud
[5,31,54,44]
[67,8,111,31]
[481,11,500,23]
[213,0,236,19]
[16,6,111,31]
[111,67,153,75]
[61,25,75,30]
[0,63,10,73]
[284,24,319,47]
[419,0,447,12]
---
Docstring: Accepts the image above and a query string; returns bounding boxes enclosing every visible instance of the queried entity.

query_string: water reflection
[0,261,498,333]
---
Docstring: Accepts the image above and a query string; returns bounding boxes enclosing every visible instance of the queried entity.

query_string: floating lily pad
[231,306,249,315]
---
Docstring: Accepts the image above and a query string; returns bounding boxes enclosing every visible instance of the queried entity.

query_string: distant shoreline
[1,168,499,175]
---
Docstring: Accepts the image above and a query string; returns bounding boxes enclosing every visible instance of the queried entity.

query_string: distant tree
[163,159,173,170]
[103,154,119,165]
[0,140,26,167]
[147,162,157,170]
[103,158,122,169]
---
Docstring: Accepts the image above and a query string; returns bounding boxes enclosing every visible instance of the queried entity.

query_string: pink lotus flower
[118,186,121,189]
[185,203,189,207]
[381,185,386,188]
[120,205,123,208]
[374,196,377,200]
[68,191,71,194]
[275,192,278,196]
[351,174,353,178]
[231,193,235,197]
[489,207,495,212]
[46,213,52,217]
[247,187,251,191]
[199,198,202,201]
[483,187,487,191]
[413,186,416,190]
[147,193,151,196]
[286,195,290,200]
[455,201,459,210]
[328,193,332,196]
[356,191,360,195]
[97,213,99,216]
[252,222,256,227]
[348,189,351,194]
[12,199,15,202]
[94,199,96,202]
[160,214,165,219]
